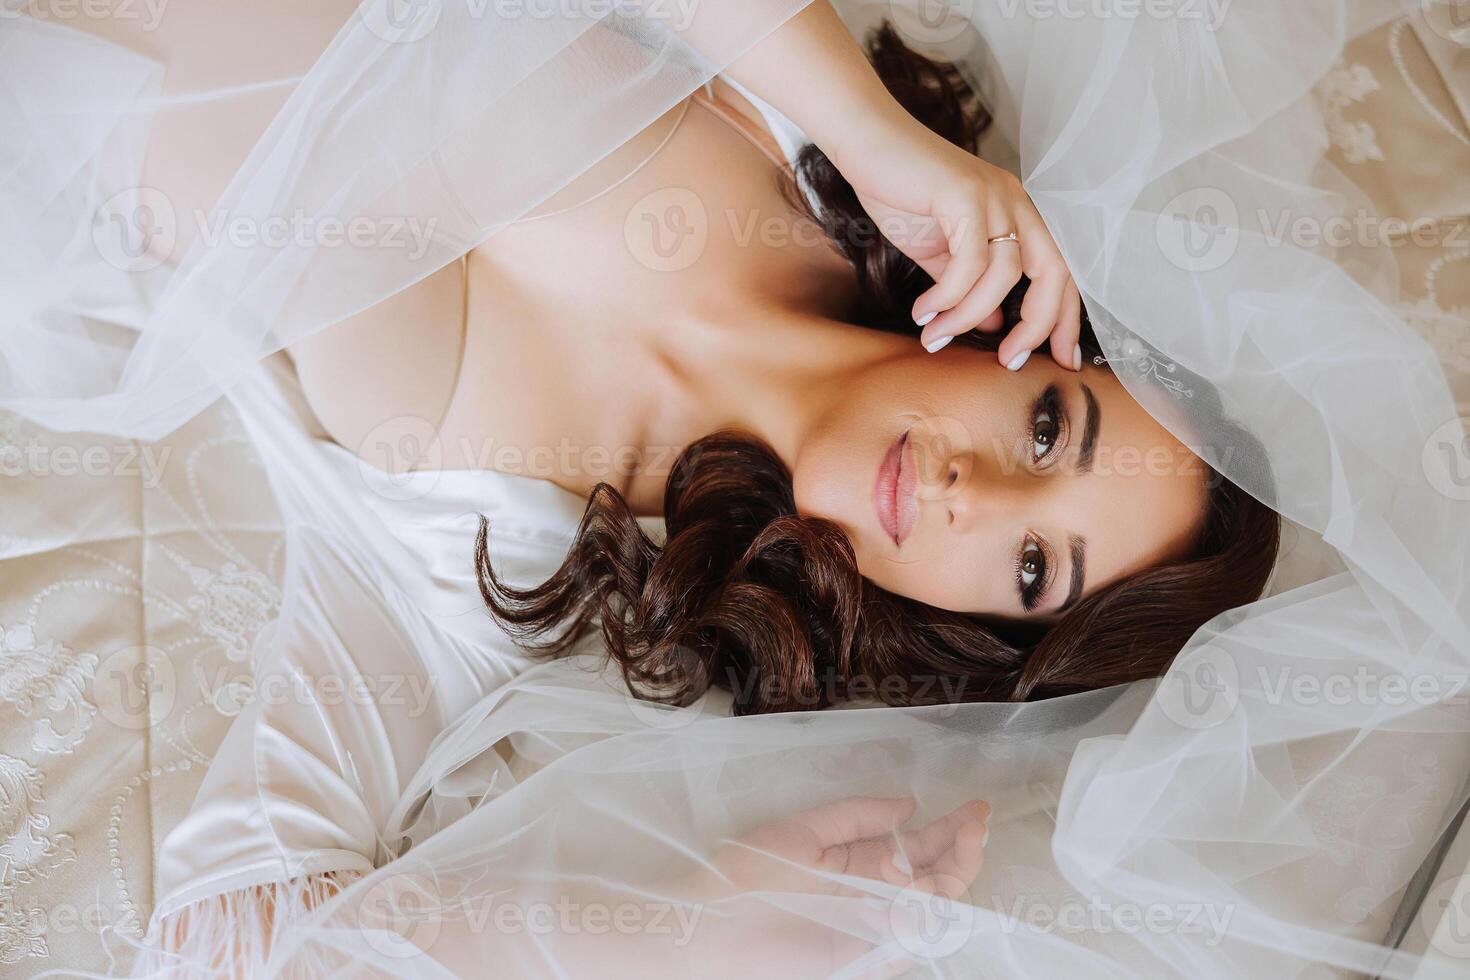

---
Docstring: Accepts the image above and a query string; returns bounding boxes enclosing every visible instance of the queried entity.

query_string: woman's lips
[874,428,917,547]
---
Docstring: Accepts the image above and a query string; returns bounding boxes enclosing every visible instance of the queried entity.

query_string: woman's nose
[931,452,1036,530]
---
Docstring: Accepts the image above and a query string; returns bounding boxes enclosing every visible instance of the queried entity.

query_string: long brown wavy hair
[476,24,1281,714]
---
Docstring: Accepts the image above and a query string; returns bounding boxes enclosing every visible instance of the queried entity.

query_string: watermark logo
[356,415,444,502]
[1257,666,1469,709]
[0,441,172,488]
[93,645,176,731]
[625,187,708,272]
[361,0,442,43]
[992,0,1231,30]
[0,0,170,30]
[888,0,976,45]
[92,191,439,270]
[909,413,977,504]
[1155,644,1238,730]
[1157,187,1470,269]
[889,875,976,960]
[1422,873,1470,958]
[1422,416,1470,501]
[995,894,1234,945]
[1155,187,1239,273]
[1421,0,1470,45]
[92,187,176,273]
[625,647,708,731]
[358,872,444,960]
[362,0,700,42]
[194,666,440,718]
[194,209,438,260]
[1256,209,1467,251]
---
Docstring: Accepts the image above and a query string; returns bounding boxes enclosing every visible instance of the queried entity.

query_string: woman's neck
[639,305,905,474]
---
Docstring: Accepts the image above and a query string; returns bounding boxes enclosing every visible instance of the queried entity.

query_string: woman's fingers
[924,807,989,887]
[918,239,1022,349]
[733,796,988,904]
[904,801,990,869]
[998,207,1076,371]
[910,189,990,327]
[911,190,1080,372]
[1050,278,1084,371]
[995,226,1070,370]
[794,796,917,853]
[875,799,990,887]
[977,308,1005,332]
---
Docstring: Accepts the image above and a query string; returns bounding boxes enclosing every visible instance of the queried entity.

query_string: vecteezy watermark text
[93,187,441,273]
[1,0,168,31]
[0,442,171,488]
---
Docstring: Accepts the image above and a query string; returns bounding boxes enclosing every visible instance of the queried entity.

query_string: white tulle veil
[4,0,1469,976]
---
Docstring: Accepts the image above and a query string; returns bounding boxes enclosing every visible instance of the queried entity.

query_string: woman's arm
[721,2,915,168]
[711,2,1084,371]
[261,796,988,978]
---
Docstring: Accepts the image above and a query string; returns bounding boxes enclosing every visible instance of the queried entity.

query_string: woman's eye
[1032,410,1059,460]
[1029,387,1066,464]
[1019,543,1045,588]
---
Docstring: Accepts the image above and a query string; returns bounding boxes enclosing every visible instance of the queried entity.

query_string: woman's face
[791,345,1209,618]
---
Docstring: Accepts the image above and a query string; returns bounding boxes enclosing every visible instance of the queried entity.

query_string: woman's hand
[830,114,1083,372]
[667,796,990,978]
[707,795,990,897]
[720,2,1078,371]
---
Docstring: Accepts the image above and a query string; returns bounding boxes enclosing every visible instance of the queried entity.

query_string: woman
[288,8,1281,713]
[8,0,1462,975]
[126,5,1280,973]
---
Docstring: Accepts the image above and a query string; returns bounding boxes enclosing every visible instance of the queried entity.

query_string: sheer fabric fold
[5,1,1469,976]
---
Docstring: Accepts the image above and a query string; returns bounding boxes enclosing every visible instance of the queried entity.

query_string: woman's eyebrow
[1074,383,1100,473]
[1060,535,1087,612]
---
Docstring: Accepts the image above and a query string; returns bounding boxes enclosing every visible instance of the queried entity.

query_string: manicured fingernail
[1072,344,1082,371]
[915,310,937,327]
[1006,349,1031,371]
[980,824,990,847]
[923,335,952,354]
[892,851,913,876]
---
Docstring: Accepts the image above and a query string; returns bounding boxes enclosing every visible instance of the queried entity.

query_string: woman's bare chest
[292,92,858,512]
[431,97,857,507]
[468,93,850,322]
